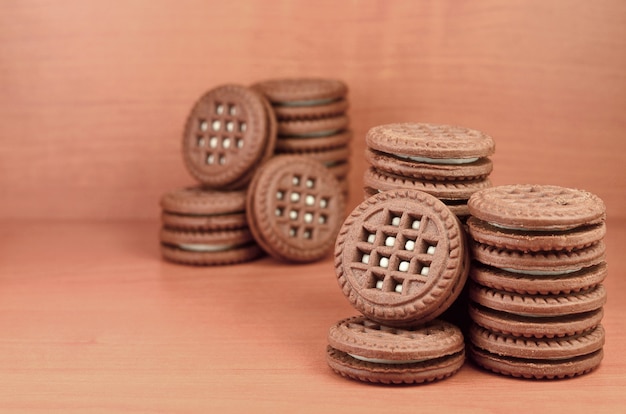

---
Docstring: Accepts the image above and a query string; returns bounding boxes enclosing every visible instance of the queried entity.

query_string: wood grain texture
[1,0,625,220]
[0,219,624,412]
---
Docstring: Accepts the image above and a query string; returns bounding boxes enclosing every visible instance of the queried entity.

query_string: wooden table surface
[1,1,625,412]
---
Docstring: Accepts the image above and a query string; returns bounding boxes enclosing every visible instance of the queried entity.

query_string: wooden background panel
[1,0,625,220]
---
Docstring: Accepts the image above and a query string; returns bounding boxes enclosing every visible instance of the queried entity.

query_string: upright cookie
[327,316,465,384]
[182,84,276,189]
[334,189,469,327]
[246,155,345,262]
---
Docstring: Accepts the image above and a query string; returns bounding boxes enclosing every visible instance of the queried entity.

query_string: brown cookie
[469,323,604,379]
[160,186,248,231]
[334,189,469,327]
[468,302,604,338]
[468,185,606,231]
[469,261,608,295]
[468,282,607,318]
[326,316,465,384]
[470,240,606,273]
[366,123,495,161]
[251,78,348,106]
[365,148,493,181]
[182,84,276,188]
[272,98,348,120]
[275,131,352,153]
[278,115,349,137]
[160,228,262,265]
[246,155,345,262]
[467,216,606,253]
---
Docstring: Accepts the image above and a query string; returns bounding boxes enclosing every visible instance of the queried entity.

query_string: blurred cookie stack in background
[363,123,495,223]
[252,78,352,198]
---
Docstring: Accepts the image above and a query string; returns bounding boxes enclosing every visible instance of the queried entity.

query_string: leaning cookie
[327,316,465,384]
[246,155,345,263]
[334,189,469,327]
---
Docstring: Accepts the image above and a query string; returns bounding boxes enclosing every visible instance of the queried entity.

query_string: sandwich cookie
[334,189,469,327]
[327,316,465,384]
[246,155,345,263]
[159,186,262,265]
[468,323,605,379]
[182,84,276,189]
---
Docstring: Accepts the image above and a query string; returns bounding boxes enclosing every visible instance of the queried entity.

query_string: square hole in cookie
[318,214,327,225]
[292,175,301,186]
[304,212,314,224]
[226,121,235,132]
[276,191,285,200]
[289,209,299,220]
[275,207,284,217]
[196,136,205,147]
[303,228,313,239]
[378,256,390,269]
[305,178,315,189]
[369,273,386,290]
[239,121,247,133]
[290,192,301,202]
[391,278,404,293]
[211,120,221,131]
[206,154,215,165]
[236,138,244,148]
[289,227,298,237]
[215,103,224,115]
[365,232,376,244]
[218,154,226,165]
[228,104,237,116]
[305,194,316,206]
[320,197,329,209]
[199,119,208,131]
[404,237,417,252]
[222,137,232,149]
[209,136,219,148]
[384,235,396,247]
[398,260,410,272]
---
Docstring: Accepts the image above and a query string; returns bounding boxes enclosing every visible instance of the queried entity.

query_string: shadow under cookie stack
[159,78,350,265]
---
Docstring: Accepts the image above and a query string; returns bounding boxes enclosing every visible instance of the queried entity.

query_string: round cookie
[327,316,465,384]
[469,323,605,379]
[366,123,495,162]
[160,228,261,265]
[468,302,604,338]
[469,261,608,295]
[467,216,606,253]
[160,186,248,231]
[251,78,348,106]
[467,185,606,231]
[334,189,469,327]
[246,155,345,263]
[468,282,607,318]
[365,147,493,181]
[182,84,276,188]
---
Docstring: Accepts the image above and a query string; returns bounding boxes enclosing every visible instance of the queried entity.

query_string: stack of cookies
[160,81,347,265]
[252,78,352,197]
[465,184,608,379]
[364,123,495,222]
[326,189,469,384]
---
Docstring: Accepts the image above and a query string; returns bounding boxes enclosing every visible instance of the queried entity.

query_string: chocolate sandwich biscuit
[469,323,605,379]
[159,186,262,265]
[246,155,345,263]
[334,189,469,327]
[327,316,465,384]
[182,84,276,189]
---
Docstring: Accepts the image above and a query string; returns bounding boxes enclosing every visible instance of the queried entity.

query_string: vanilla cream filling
[395,154,479,165]
[277,98,337,107]
[177,243,239,252]
[348,353,426,365]
[502,267,582,276]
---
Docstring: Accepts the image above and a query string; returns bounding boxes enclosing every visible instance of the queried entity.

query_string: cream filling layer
[277,98,337,107]
[502,267,582,276]
[348,353,426,365]
[177,243,239,252]
[395,154,479,165]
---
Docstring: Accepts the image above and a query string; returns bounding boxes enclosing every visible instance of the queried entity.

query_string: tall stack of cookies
[252,78,352,197]
[465,184,607,379]
[326,189,469,384]
[364,123,495,223]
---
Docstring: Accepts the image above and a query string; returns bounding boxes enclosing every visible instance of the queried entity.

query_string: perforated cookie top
[252,78,348,105]
[160,186,246,215]
[335,189,468,327]
[246,155,345,262]
[328,316,464,361]
[468,185,606,230]
[366,123,495,159]
[182,84,274,188]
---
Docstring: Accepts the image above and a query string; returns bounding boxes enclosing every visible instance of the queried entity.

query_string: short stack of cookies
[160,81,347,265]
[364,123,495,223]
[252,78,352,197]
[465,184,608,379]
[326,189,469,384]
